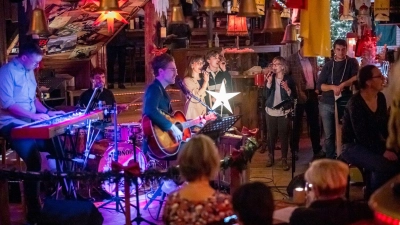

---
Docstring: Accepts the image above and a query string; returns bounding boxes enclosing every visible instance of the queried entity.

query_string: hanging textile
[299,0,330,57]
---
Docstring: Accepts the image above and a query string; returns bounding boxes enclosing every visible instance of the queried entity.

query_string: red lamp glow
[226,15,248,49]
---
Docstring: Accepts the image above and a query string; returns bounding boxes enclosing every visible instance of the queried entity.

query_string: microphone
[175,77,190,97]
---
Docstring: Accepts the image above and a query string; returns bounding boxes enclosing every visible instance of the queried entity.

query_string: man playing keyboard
[0,42,64,224]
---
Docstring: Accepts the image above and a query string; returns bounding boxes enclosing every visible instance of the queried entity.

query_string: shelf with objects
[6,0,148,91]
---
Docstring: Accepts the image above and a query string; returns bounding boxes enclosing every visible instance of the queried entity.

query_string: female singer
[183,55,210,119]
[264,56,296,171]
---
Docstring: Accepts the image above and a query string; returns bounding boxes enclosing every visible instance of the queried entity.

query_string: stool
[1,136,6,167]
[143,153,178,220]
[0,136,25,225]
[338,155,372,200]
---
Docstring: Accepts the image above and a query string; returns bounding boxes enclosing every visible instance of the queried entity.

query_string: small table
[66,88,85,106]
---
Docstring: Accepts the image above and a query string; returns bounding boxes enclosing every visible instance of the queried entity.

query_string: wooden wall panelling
[43,59,91,90]
[3,0,11,20]
[144,1,158,84]
[0,0,7,65]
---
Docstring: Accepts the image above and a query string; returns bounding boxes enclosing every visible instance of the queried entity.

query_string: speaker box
[39,199,103,225]
[287,173,306,197]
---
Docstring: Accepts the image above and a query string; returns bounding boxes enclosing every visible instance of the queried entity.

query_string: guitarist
[142,53,183,155]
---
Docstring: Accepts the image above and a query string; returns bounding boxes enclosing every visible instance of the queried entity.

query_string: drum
[64,129,87,154]
[120,122,143,142]
[104,126,121,142]
[98,142,147,196]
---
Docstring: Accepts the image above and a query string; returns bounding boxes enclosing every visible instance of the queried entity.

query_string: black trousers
[266,114,290,159]
[291,90,322,154]
[107,45,126,84]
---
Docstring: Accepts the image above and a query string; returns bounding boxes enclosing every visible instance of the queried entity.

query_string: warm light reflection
[94,11,128,33]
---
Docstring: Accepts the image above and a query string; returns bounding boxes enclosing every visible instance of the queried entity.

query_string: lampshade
[27,8,50,35]
[170,5,185,24]
[226,15,248,36]
[98,0,121,11]
[281,24,297,43]
[237,0,259,17]
[262,8,284,32]
[200,0,224,12]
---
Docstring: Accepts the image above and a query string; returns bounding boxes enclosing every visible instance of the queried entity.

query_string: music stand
[198,115,241,140]
[198,115,241,193]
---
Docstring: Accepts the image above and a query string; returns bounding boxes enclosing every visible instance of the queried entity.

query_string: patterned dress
[162,191,233,225]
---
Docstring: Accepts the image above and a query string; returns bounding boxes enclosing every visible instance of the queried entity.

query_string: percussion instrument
[104,122,143,142]
[97,142,147,196]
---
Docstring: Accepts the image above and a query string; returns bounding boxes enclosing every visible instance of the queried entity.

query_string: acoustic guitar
[142,111,216,159]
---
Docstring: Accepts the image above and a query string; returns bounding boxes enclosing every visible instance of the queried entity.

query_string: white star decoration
[206,82,240,114]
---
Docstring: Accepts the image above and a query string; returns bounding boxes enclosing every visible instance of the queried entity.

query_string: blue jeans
[341,143,400,194]
[319,103,336,159]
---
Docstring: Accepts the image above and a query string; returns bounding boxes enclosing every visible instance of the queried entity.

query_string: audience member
[290,159,374,225]
[341,65,400,197]
[183,55,209,119]
[162,134,233,224]
[264,56,297,170]
[232,182,274,225]
[317,39,359,159]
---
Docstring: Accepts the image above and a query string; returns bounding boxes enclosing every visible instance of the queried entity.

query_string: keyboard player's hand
[32,113,50,121]
[48,110,65,117]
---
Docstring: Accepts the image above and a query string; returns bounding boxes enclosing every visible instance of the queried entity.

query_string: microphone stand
[176,78,221,118]
[84,87,101,114]
[98,104,134,214]
[290,99,297,179]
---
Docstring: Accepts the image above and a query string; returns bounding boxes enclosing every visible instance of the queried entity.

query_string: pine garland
[220,137,259,172]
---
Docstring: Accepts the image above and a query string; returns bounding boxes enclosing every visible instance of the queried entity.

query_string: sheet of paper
[273,206,297,223]
[49,16,71,29]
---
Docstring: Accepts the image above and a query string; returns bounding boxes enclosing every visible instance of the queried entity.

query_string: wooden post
[144,2,158,85]
[17,1,33,47]
[0,0,7,65]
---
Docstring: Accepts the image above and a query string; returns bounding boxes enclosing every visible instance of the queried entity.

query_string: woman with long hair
[264,56,297,171]
[183,55,210,119]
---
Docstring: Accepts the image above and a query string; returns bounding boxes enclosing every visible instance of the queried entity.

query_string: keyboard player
[0,42,64,224]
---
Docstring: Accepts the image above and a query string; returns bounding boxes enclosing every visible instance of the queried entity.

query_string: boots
[282,158,290,171]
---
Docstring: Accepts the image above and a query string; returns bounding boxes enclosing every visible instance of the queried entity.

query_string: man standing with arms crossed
[317,39,359,159]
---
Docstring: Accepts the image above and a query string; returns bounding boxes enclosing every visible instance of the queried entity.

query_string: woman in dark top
[264,56,297,170]
[290,159,373,225]
[341,65,400,196]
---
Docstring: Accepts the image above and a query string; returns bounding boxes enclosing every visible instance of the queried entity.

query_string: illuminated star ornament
[94,0,128,33]
[206,82,240,114]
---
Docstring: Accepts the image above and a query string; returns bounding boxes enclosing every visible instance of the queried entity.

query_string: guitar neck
[180,118,201,129]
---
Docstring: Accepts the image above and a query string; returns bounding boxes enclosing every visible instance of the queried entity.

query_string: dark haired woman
[341,65,400,197]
